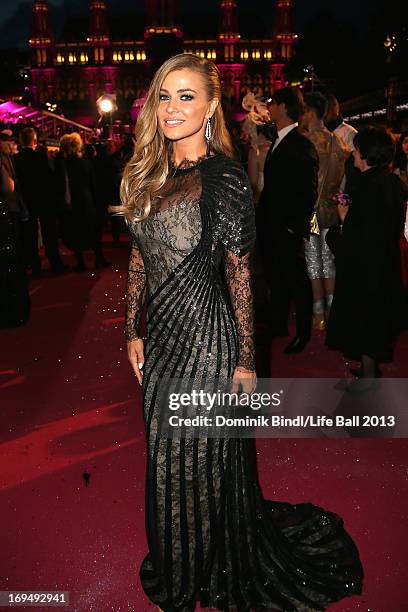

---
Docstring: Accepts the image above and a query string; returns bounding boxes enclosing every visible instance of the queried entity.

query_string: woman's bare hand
[127,338,145,385]
[231,366,257,395]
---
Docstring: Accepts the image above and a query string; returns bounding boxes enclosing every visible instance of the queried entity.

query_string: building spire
[144,0,182,36]
[218,0,240,43]
[144,0,183,66]
[274,0,298,60]
[218,0,240,63]
[88,0,109,43]
[30,0,53,67]
[31,0,52,41]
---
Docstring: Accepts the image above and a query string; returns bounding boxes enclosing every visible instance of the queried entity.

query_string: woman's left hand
[231,366,257,395]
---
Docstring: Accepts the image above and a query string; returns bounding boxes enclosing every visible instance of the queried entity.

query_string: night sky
[1,0,404,99]
[0,0,378,47]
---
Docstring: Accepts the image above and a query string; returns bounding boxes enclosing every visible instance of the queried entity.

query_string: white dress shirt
[272,122,298,152]
[404,203,408,242]
[334,121,357,152]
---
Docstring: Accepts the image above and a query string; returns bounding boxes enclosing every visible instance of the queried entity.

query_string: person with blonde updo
[57,133,110,271]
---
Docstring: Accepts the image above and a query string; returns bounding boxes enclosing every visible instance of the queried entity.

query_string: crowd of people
[242,90,407,380]
[0,127,135,326]
[1,89,408,381]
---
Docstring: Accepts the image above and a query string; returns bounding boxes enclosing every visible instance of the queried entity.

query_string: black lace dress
[125,154,363,612]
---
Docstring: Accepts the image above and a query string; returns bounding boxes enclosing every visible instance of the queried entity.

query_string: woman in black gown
[57,133,110,271]
[326,127,406,379]
[0,140,30,327]
[119,54,363,611]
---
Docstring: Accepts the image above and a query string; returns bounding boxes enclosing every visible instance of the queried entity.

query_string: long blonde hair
[118,53,234,221]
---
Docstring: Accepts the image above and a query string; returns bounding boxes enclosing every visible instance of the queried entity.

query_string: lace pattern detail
[125,238,147,341]
[138,168,202,296]
[224,248,255,371]
[169,153,211,173]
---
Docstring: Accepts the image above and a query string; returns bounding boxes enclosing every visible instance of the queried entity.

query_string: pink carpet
[1,236,407,611]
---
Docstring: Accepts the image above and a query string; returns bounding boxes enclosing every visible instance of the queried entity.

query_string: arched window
[94,47,105,63]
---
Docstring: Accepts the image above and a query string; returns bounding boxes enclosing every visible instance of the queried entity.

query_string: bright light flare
[99,98,114,113]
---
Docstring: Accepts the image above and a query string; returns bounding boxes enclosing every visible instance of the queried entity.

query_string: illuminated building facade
[29,0,298,123]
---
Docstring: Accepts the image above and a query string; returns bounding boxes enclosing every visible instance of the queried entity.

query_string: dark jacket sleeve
[53,157,69,208]
[257,133,319,239]
[289,139,319,237]
[325,224,343,256]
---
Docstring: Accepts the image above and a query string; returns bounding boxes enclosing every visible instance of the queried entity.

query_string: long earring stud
[205,116,212,155]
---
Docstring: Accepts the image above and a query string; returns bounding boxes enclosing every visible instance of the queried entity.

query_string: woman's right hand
[127,338,145,385]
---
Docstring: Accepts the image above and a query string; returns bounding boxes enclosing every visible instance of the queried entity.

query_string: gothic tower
[144,0,183,66]
[88,1,110,66]
[30,0,53,68]
[145,0,181,31]
[218,0,240,63]
[274,0,298,61]
[89,1,110,44]
[30,0,56,106]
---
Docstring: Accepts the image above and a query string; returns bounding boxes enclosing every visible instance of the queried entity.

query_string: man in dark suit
[14,127,67,275]
[258,87,319,354]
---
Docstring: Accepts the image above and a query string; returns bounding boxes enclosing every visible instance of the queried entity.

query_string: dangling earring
[205,116,212,155]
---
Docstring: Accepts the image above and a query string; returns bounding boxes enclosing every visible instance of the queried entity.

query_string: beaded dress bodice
[125,154,256,371]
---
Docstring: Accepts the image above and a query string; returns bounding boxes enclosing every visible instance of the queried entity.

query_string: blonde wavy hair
[118,53,234,222]
[59,132,84,157]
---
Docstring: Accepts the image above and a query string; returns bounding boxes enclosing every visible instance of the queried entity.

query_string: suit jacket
[14,148,56,215]
[258,127,319,239]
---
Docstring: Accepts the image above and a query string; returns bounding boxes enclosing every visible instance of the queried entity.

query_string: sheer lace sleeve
[125,238,147,341]
[217,161,256,371]
[202,157,257,371]
[224,249,255,371]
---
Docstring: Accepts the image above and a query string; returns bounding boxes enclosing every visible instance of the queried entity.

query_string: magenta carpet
[1,236,408,611]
